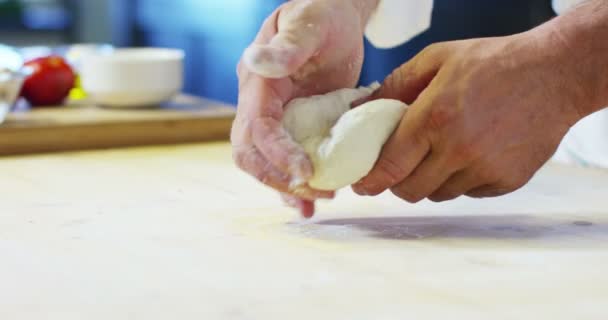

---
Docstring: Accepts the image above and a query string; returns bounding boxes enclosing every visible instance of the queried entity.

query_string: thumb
[243,7,324,79]
[372,43,449,104]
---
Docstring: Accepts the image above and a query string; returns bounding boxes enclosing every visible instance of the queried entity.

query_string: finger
[243,4,324,78]
[372,43,449,104]
[281,193,299,207]
[232,145,289,190]
[233,145,332,200]
[291,184,335,201]
[351,45,451,196]
[251,116,313,182]
[390,152,461,203]
[465,177,528,199]
[465,162,530,199]
[237,8,281,80]
[352,106,431,196]
[238,73,314,183]
[350,94,375,109]
[250,5,284,45]
[297,199,315,219]
[281,193,316,219]
[427,169,487,202]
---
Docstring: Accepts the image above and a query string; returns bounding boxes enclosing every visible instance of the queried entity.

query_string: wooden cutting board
[1,142,607,319]
[0,95,235,155]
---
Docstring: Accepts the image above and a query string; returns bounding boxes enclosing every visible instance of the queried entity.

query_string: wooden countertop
[1,142,607,319]
[0,95,235,156]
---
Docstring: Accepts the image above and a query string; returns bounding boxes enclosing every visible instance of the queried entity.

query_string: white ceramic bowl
[0,69,27,124]
[0,45,25,124]
[81,48,184,108]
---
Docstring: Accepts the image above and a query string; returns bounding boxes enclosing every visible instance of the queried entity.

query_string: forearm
[538,0,608,117]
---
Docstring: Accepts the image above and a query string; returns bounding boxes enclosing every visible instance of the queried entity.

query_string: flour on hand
[282,84,407,191]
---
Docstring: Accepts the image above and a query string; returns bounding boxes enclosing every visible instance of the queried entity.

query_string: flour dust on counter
[1,143,608,319]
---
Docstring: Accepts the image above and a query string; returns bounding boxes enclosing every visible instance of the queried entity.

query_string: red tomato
[21,56,76,107]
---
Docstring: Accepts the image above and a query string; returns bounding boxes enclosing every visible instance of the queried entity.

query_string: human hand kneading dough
[233,0,608,217]
[231,0,380,217]
[353,2,608,202]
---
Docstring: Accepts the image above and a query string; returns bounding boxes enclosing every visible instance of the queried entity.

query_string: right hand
[231,0,376,217]
[353,34,585,203]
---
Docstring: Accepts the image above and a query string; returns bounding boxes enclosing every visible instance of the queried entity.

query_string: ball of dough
[282,85,407,191]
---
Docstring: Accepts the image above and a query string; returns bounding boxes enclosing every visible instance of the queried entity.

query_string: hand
[352,30,587,202]
[232,0,377,217]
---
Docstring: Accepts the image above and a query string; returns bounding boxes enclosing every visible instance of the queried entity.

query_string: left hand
[232,0,374,217]
[352,30,586,202]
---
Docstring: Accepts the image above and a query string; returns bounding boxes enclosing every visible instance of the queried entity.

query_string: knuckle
[426,104,455,132]
[373,156,408,186]
[422,42,443,56]
[448,141,482,164]
[381,71,402,100]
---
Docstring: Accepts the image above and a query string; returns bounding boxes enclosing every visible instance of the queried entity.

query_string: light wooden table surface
[1,142,607,320]
[0,95,235,156]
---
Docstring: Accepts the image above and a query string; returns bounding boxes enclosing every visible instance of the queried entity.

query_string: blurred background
[0,0,557,104]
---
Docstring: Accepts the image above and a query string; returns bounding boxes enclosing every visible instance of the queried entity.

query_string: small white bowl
[0,45,25,124]
[81,48,184,108]
[0,69,27,124]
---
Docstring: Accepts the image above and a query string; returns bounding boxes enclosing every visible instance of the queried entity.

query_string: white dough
[282,84,407,191]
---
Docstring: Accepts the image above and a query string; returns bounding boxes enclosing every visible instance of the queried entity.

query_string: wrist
[535,1,608,119]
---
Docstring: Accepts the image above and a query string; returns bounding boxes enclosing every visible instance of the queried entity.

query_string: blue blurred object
[0,0,72,30]
[126,0,282,104]
[22,3,71,30]
[360,0,556,86]
[124,0,555,104]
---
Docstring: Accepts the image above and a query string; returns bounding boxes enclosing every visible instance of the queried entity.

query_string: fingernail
[301,211,314,219]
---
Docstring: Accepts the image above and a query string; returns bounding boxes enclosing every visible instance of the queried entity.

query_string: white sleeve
[364,0,434,49]
[551,0,608,169]
[364,0,585,50]
[552,0,587,14]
